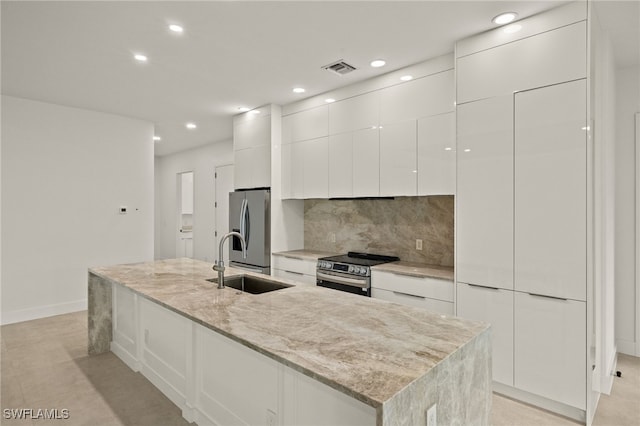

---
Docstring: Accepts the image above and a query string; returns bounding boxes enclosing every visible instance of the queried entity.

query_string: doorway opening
[176,171,194,258]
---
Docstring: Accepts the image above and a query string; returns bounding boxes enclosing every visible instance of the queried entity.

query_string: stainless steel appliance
[229,189,270,274]
[316,252,399,296]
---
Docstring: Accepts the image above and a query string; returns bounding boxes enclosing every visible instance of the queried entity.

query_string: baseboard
[615,339,639,356]
[110,341,140,372]
[139,363,186,412]
[493,382,586,423]
[1,299,87,325]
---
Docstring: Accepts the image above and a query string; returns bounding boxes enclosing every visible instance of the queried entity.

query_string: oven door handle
[316,271,368,289]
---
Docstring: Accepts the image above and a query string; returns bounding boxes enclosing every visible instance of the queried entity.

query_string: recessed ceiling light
[249,110,261,114]
[444,147,452,151]
[238,107,250,112]
[293,87,306,94]
[400,75,413,81]
[153,136,161,141]
[370,59,386,68]
[134,54,148,62]
[186,122,197,129]
[325,98,336,103]
[492,12,518,25]
[169,24,184,33]
[464,148,471,153]
[503,24,522,34]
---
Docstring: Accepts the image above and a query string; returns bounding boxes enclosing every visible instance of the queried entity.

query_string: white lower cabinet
[195,325,279,426]
[372,288,453,315]
[456,282,514,386]
[272,256,317,286]
[139,297,191,407]
[371,270,454,315]
[110,283,375,426]
[514,292,586,410]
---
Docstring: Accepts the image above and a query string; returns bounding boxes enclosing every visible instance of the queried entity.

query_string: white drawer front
[371,270,453,302]
[272,255,316,276]
[372,288,454,315]
[273,269,316,286]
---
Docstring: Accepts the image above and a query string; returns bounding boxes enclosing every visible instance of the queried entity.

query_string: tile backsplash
[304,196,454,266]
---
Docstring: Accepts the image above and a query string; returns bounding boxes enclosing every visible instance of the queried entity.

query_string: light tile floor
[1,311,639,425]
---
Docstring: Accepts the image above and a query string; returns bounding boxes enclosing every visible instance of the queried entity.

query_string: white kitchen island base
[88,258,491,426]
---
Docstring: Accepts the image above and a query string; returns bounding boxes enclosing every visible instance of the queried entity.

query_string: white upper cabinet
[329,91,379,135]
[289,105,328,142]
[457,22,587,104]
[301,137,329,199]
[379,120,417,196]
[379,71,454,124]
[352,128,380,197]
[290,141,305,199]
[234,145,271,190]
[514,80,587,301]
[233,108,271,190]
[234,113,271,150]
[328,133,354,198]
[457,96,514,290]
[417,112,455,195]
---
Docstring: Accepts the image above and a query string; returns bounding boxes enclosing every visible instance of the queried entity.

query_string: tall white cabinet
[455,2,590,421]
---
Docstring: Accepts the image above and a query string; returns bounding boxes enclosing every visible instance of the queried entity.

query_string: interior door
[215,165,234,264]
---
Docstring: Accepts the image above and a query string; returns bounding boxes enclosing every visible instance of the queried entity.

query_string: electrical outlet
[266,409,276,426]
[416,239,423,250]
[330,233,336,243]
[427,404,437,426]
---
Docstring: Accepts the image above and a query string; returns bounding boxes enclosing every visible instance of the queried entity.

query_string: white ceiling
[2,1,637,156]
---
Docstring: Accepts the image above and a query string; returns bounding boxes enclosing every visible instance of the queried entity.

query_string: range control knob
[348,265,355,273]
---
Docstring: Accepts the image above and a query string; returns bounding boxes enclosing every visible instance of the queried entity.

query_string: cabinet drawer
[272,256,316,276]
[371,270,453,302]
[273,269,316,286]
[372,288,454,315]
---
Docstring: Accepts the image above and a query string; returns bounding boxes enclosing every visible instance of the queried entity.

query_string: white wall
[615,65,640,356]
[1,95,154,324]
[154,141,233,262]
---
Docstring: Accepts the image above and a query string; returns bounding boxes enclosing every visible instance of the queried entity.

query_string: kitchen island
[88,258,491,426]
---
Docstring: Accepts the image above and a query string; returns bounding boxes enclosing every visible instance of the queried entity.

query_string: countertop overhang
[89,258,487,409]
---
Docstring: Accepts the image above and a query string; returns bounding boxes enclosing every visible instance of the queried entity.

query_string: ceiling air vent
[322,60,357,76]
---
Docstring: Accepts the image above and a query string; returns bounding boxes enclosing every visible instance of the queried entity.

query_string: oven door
[316,270,370,297]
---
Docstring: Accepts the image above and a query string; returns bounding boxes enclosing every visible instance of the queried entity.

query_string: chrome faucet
[213,232,246,289]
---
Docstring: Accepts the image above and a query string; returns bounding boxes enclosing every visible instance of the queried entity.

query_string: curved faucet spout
[213,231,246,289]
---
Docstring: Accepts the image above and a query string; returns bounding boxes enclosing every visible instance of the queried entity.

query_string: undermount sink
[206,275,293,294]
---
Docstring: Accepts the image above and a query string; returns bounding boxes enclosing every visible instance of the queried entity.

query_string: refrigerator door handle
[239,198,247,240]
[244,199,250,247]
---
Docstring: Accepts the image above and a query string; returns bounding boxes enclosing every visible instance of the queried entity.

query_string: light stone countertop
[272,249,338,260]
[89,258,486,410]
[372,261,454,280]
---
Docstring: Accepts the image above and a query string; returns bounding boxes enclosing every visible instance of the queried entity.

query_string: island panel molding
[88,258,491,425]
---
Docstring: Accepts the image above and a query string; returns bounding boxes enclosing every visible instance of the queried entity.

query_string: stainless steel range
[316,252,400,297]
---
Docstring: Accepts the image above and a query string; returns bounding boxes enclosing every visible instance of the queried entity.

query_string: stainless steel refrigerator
[228,189,270,274]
